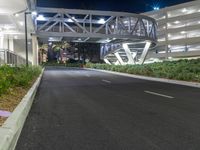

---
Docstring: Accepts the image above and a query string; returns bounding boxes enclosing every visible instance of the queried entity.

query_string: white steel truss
[35,7,157,43]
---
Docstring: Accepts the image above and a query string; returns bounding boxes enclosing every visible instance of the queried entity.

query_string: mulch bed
[0,79,37,126]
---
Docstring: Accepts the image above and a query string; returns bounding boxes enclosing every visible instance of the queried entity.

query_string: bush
[86,59,200,82]
[0,65,42,95]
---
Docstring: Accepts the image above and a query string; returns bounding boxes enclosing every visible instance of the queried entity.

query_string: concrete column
[32,35,39,65]
[104,58,111,65]
[0,36,9,50]
[0,36,4,49]
[123,43,135,64]
[114,52,125,65]
[9,38,14,51]
[139,41,151,64]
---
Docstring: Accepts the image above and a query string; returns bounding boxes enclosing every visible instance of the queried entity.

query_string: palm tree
[52,41,70,63]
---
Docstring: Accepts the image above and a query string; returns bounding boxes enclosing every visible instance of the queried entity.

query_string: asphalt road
[16,67,200,150]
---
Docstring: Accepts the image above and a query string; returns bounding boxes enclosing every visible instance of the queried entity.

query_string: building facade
[144,0,200,61]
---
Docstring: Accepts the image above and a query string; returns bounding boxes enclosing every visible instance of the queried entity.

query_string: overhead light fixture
[153,7,160,10]
[14,35,18,39]
[98,18,105,24]
[31,11,37,16]
[168,34,171,37]
[48,37,54,41]
[36,15,45,21]
[19,21,24,26]
[181,31,186,34]
[167,23,171,27]
[174,21,180,24]
[182,8,187,13]
[14,13,19,17]
[4,25,10,30]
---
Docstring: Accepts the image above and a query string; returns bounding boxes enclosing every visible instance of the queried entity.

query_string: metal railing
[0,49,29,66]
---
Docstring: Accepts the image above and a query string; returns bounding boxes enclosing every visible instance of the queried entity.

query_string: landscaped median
[85,59,200,83]
[0,65,43,150]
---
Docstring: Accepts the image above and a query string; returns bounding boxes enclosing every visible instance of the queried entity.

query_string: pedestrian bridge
[35,7,157,64]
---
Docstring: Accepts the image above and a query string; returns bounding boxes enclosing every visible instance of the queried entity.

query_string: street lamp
[24,11,37,66]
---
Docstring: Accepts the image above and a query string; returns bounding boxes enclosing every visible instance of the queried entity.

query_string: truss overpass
[34,7,157,64]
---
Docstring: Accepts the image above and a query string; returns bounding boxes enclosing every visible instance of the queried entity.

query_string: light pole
[24,12,29,67]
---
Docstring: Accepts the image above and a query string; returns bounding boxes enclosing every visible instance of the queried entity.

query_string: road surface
[16,67,200,150]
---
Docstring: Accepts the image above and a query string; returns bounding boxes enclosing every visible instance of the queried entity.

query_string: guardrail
[0,49,30,66]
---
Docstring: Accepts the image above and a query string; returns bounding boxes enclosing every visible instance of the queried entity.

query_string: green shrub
[86,59,200,82]
[0,65,42,95]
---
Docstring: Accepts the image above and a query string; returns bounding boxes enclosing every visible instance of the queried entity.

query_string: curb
[86,68,200,88]
[0,68,44,150]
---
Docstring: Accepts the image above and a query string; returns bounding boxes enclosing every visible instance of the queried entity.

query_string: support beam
[139,41,151,64]
[122,43,135,64]
[104,58,111,65]
[32,35,39,65]
[114,52,125,65]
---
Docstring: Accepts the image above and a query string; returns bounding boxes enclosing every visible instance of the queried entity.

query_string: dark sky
[37,0,194,13]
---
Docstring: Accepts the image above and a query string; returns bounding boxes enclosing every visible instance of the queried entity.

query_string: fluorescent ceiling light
[32,11,37,16]
[37,15,45,21]
[182,8,187,13]
[14,35,18,39]
[14,14,19,17]
[98,18,105,24]
[19,21,24,26]
[181,31,186,34]
[174,21,180,24]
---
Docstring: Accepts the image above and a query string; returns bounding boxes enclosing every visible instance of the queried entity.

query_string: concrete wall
[13,39,33,63]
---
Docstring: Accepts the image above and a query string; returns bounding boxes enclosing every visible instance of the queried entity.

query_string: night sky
[37,0,194,13]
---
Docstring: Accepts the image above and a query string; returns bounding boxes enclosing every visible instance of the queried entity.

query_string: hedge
[85,59,200,82]
[0,65,42,95]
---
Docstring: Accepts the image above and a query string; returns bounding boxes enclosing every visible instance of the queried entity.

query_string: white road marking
[102,79,111,84]
[85,74,90,77]
[144,91,174,99]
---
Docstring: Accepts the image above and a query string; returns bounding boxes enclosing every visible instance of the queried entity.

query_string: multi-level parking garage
[144,0,200,61]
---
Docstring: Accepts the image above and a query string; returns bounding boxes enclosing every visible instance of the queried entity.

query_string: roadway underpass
[16,67,200,150]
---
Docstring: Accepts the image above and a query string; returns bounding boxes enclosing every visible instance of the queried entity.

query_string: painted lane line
[102,79,111,84]
[85,74,91,77]
[144,91,174,99]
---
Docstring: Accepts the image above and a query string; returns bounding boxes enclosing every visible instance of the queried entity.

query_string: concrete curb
[0,68,44,150]
[86,68,200,88]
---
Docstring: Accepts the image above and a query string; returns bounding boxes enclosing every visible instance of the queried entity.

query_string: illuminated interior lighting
[14,14,19,17]
[31,11,37,16]
[14,35,18,39]
[37,15,45,21]
[19,21,24,26]
[181,31,186,34]
[174,21,180,24]
[182,8,187,13]
[98,18,106,24]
